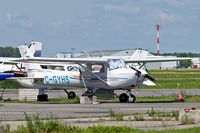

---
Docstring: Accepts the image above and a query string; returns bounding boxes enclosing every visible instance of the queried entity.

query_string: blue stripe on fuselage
[69,76,128,81]
[0,73,15,80]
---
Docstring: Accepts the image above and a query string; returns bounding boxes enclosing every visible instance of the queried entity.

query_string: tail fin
[18,41,43,71]
[18,41,42,58]
[131,49,149,58]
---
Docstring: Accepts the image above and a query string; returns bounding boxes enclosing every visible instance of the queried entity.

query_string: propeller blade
[130,66,141,73]
[145,74,156,82]
[134,65,156,82]
[144,65,156,83]
[143,80,156,86]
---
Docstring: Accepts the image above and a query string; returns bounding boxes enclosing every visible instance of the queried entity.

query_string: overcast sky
[0,0,199,56]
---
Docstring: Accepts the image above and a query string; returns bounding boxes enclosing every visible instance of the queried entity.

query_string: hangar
[56,48,180,70]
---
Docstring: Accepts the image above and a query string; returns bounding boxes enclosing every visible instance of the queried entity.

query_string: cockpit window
[67,66,79,72]
[40,65,65,71]
[108,59,127,70]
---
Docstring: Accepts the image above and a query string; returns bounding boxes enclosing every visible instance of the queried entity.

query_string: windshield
[66,66,79,72]
[108,59,127,70]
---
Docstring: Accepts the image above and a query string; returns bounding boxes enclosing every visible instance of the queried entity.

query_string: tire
[129,94,136,103]
[119,93,128,103]
[68,91,76,99]
[37,94,48,101]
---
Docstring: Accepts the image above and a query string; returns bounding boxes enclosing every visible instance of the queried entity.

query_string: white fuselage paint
[16,67,142,90]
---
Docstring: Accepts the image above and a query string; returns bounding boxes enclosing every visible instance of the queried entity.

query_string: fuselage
[16,59,145,90]
[17,67,142,90]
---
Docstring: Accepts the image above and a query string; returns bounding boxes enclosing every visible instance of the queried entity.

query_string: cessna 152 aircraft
[0,55,191,103]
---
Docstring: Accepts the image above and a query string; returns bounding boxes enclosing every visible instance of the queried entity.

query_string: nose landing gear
[64,90,76,99]
[128,94,136,103]
[119,91,136,103]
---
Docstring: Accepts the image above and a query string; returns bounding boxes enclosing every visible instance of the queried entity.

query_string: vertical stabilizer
[131,49,149,58]
[18,41,42,58]
[18,41,43,70]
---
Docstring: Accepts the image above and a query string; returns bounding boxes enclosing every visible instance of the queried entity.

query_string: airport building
[56,49,180,70]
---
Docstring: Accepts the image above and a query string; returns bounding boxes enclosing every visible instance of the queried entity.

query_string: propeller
[130,65,156,83]
[145,74,156,82]
[143,65,156,82]
[130,66,141,77]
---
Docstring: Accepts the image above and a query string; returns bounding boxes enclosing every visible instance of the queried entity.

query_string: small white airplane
[0,55,191,103]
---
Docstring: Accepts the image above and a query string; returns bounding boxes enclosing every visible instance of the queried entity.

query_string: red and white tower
[155,24,160,56]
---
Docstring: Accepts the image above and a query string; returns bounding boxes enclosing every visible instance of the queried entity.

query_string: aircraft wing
[0,57,21,65]
[0,57,191,65]
[11,57,110,87]
[124,57,191,63]
[11,57,108,64]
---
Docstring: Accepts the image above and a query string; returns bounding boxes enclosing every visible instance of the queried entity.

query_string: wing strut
[78,64,109,87]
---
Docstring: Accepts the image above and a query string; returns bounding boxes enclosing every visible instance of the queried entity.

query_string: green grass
[184,95,200,102]
[146,107,179,121]
[0,80,22,89]
[144,127,200,133]
[6,113,82,133]
[143,69,200,89]
[3,113,200,133]
[136,95,178,103]
[138,95,200,103]
[0,97,80,104]
[137,95,200,103]
[1,95,200,104]
[114,95,178,103]
[133,112,145,121]
[113,95,200,103]
[0,81,76,90]
[150,69,200,73]
[7,126,200,133]
[47,97,80,103]
[109,109,124,121]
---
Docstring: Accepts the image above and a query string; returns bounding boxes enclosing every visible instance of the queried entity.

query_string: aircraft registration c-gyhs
[0,56,190,103]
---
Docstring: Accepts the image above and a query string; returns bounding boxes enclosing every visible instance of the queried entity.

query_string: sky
[0,0,199,56]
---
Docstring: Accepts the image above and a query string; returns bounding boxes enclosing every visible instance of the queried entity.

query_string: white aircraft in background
[0,56,190,103]
[0,41,42,80]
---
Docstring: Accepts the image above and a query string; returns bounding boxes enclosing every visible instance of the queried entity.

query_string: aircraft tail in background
[17,41,43,71]
[130,49,149,59]
[18,41,42,58]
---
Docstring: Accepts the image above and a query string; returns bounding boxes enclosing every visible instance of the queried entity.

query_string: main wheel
[37,94,48,101]
[119,93,128,103]
[128,94,136,103]
[68,91,76,99]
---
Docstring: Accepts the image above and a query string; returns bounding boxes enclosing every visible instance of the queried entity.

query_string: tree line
[0,46,20,57]
[160,52,199,68]
[161,52,200,57]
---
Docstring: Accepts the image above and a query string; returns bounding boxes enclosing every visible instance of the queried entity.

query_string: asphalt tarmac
[1,102,200,121]
[2,88,200,99]
[1,89,200,121]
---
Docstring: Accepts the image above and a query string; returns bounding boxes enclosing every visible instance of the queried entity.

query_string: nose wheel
[64,90,76,99]
[68,91,76,99]
[119,93,136,103]
[128,94,136,103]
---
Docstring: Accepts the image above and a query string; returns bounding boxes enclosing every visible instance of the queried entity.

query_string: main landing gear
[37,94,48,101]
[119,91,136,103]
[64,90,76,99]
